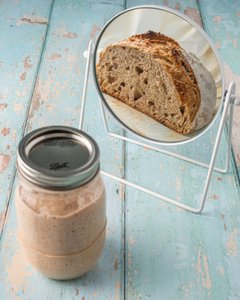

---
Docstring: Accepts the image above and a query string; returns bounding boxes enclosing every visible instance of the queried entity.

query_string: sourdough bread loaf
[96,31,216,134]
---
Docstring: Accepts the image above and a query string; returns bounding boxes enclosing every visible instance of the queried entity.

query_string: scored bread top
[113,31,201,123]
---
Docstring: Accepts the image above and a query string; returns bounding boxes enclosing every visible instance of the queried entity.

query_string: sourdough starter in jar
[15,126,106,280]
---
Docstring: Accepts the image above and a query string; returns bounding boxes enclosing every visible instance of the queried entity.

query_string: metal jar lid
[17,126,100,190]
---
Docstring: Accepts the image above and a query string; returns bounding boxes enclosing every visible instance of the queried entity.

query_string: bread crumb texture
[97,31,216,134]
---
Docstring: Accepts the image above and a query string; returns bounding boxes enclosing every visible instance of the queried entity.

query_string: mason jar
[15,126,106,280]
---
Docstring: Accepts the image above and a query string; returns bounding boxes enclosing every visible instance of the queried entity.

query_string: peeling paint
[0,128,10,136]
[202,254,212,289]
[0,103,7,111]
[237,153,240,163]
[29,91,41,119]
[226,229,238,256]
[210,194,220,200]
[181,282,193,300]
[0,212,4,231]
[37,77,54,102]
[197,251,212,290]
[128,252,132,267]
[17,15,48,26]
[13,102,24,114]
[176,177,181,201]
[11,129,17,140]
[128,237,136,246]
[20,72,27,81]
[6,250,28,293]
[23,56,33,69]
[63,32,78,39]
[184,7,203,27]
[213,15,223,24]
[49,53,62,60]
[67,55,77,63]
[90,25,101,39]
[0,154,11,173]
[118,183,125,201]
[114,281,120,300]
[46,104,55,112]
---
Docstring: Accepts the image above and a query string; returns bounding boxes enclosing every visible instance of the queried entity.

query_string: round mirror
[93,5,224,145]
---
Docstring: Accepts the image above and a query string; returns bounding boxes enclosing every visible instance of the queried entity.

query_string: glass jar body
[15,171,106,280]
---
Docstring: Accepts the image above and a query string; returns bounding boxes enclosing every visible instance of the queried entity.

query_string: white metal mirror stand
[80,40,239,214]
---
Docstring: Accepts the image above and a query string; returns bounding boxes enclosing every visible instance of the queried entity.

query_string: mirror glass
[93,6,224,145]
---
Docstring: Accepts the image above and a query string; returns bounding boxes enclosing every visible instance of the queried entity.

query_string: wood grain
[0,0,239,299]
[125,1,240,299]
[0,0,53,235]
[0,0,126,299]
[198,0,240,173]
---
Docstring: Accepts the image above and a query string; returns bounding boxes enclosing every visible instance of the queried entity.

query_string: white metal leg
[79,40,93,130]
[100,84,236,214]
[80,40,238,214]
[99,96,234,174]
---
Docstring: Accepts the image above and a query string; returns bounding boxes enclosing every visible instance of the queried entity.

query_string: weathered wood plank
[0,1,239,299]
[0,0,126,299]
[198,0,240,173]
[125,1,240,299]
[0,0,53,235]
[127,0,203,25]
[125,145,240,299]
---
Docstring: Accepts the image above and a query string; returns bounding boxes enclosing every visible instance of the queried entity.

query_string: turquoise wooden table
[0,1,240,299]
